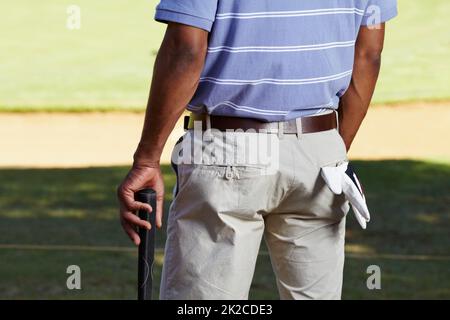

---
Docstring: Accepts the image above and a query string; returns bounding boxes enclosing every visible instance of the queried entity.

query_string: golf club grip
[135,189,157,300]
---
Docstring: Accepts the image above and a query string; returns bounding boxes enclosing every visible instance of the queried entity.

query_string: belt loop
[335,110,340,132]
[206,114,212,130]
[295,117,303,139]
[204,114,213,142]
[278,121,284,140]
[183,115,190,131]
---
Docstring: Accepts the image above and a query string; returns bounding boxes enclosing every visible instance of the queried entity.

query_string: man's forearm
[338,25,385,151]
[133,24,208,166]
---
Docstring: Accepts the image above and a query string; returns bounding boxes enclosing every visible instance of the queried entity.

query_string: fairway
[1,0,450,111]
[0,161,449,299]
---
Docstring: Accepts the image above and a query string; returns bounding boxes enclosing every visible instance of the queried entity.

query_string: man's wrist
[133,147,161,168]
[338,129,352,152]
[132,159,160,168]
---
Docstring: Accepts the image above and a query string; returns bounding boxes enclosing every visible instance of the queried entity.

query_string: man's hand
[117,164,165,245]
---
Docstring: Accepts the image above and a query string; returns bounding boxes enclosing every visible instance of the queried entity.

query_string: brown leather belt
[184,111,337,134]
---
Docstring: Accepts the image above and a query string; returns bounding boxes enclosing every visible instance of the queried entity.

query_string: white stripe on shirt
[207,40,356,53]
[199,70,353,86]
[216,8,365,20]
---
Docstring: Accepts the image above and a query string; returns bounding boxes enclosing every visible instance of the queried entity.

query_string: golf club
[135,188,157,300]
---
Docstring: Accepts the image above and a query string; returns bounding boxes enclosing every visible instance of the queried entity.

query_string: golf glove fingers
[321,161,371,229]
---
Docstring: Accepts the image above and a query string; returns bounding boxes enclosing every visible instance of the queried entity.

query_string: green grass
[0,160,449,299]
[378,0,450,104]
[0,0,165,111]
[1,0,449,111]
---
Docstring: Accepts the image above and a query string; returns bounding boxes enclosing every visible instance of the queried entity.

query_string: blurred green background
[1,0,449,111]
[0,0,449,300]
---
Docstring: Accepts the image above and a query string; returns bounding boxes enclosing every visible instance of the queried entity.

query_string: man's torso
[156,0,397,121]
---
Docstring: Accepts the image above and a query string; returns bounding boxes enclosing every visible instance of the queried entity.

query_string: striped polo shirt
[155,0,398,122]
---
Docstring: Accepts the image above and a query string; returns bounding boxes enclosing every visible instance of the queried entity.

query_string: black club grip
[135,188,157,300]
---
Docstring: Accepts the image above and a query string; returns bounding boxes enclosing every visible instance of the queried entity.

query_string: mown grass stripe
[1,244,449,261]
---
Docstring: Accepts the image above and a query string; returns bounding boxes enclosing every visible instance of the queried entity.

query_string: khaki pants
[160,117,349,300]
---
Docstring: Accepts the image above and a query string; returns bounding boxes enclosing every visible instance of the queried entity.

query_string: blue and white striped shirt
[155,0,398,121]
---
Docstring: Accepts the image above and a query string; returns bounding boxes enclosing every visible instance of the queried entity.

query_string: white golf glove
[321,161,370,229]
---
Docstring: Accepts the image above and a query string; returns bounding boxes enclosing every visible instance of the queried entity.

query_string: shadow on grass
[0,160,449,299]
